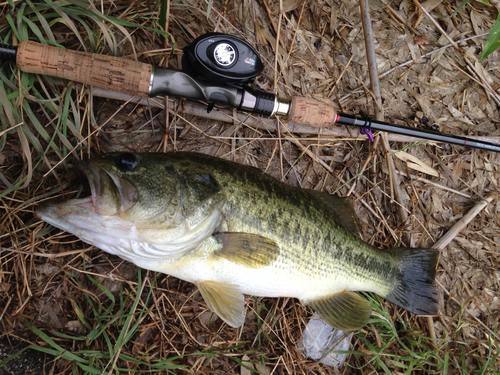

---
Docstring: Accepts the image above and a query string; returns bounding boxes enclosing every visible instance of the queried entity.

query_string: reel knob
[212,42,237,67]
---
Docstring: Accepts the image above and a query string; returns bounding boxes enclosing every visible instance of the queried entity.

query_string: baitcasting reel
[182,32,264,86]
[171,32,288,115]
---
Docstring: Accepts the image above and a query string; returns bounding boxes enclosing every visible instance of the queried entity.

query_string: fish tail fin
[385,247,439,315]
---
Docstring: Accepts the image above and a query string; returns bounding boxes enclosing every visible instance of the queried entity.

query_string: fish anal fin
[305,291,371,330]
[308,191,360,233]
[197,280,245,328]
[214,232,280,268]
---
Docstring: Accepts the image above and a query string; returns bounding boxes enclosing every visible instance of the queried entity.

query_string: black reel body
[182,32,264,85]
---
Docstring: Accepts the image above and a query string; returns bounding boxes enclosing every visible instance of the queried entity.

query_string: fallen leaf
[414,35,429,45]
[483,288,494,303]
[241,354,269,375]
[132,327,154,355]
[392,150,441,177]
[309,70,327,80]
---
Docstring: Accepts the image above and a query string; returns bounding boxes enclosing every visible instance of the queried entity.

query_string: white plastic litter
[298,313,353,368]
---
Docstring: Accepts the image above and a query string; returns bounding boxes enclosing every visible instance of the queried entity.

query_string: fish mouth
[36,160,138,222]
[75,160,138,216]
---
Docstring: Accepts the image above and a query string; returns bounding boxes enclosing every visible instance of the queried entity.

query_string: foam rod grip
[16,41,152,97]
[287,96,337,127]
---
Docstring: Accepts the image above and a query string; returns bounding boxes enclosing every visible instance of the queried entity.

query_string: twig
[0,122,23,136]
[3,246,88,258]
[359,0,383,118]
[394,169,472,198]
[426,315,437,348]
[261,0,279,36]
[347,136,380,196]
[359,0,413,246]
[286,136,334,174]
[280,2,306,77]
[275,0,284,176]
[162,0,171,153]
[0,296,12,322]
[432,193,497,251]
[328,53,355,98]
[274,0,284,91]
[88,87,500,146]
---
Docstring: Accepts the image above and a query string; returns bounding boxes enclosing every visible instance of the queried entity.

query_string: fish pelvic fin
[385,247,439,315]
[304,291,371,331]
[197,280,245,328]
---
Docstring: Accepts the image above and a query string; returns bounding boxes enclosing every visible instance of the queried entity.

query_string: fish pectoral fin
[213,232,279,268]
[305,291,371,330]
[197,280,245,328]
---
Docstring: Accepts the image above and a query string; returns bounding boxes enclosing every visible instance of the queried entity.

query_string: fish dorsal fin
[304,291,371,330]
[307,191,360,234]
[213,233,280,268]
[197,280,245,328]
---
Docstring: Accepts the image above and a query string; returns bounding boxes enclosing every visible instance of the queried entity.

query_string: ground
[0,0,499,373]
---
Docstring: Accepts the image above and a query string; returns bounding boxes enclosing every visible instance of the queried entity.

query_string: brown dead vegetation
[1,0,499,373]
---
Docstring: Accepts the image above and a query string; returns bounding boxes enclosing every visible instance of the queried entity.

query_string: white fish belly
[218,262,382,299]
[138,255,380,301]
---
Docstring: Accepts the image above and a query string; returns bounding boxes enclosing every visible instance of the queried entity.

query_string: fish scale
[36,151,438,330]
[210,161,390,290]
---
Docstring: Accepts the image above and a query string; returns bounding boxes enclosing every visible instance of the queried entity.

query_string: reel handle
[287,97,338,127]
[16,41,152,97]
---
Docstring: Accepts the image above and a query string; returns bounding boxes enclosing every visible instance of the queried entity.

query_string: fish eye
[116,153,138,171]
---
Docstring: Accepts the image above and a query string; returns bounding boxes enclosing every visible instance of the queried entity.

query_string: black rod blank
[336,114,500,153]
[0,44,17,62]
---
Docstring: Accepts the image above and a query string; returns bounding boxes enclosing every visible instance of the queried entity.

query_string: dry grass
[1,0,500,373]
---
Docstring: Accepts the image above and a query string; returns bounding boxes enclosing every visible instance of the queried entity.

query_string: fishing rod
[1,33,499,153]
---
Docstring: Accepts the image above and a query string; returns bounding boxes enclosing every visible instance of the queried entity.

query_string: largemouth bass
[36,152,438,330]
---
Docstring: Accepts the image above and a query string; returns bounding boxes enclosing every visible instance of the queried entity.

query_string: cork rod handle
[16,41,152,97]
[286,96,338,128]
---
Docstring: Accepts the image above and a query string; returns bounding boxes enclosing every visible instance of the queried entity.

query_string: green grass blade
[86,274,116,316]
[21,15,47,42]
[26,0,57,43]
[24,320,87,363]
[5,14,21,41]
[43,0,86,48]
[480,14,500,61]
[432,0,469,19]
[15,2,29,41]
[76,363,102,374]
[0,345,32,368]
[71,299,93,331]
